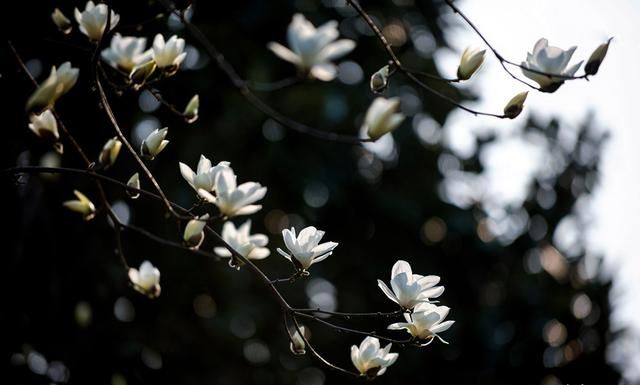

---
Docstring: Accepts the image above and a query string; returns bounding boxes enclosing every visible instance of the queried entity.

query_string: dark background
[2,0,619,384]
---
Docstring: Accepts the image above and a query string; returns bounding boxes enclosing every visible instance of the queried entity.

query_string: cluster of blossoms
[33,1,612,380]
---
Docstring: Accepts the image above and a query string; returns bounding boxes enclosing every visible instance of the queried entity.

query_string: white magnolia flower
[26,62,79,112]
[388,302,454,344]
[140,127,169,160]
[179,155,230,193]
[74,1,120,41]
[277,226,338,271]
[197,168,267,217]
[213,220,270,261]
[152,34,187,74]
[350,336,398,378]
[521,38,583,92]
[457,47,485,80]
[128,260,161,298]
[62,190,96,221]
[51,8,72,34]
[183,214,209,249]
[98,137,122,168]
[363,97,405,141]
[101,34,152,73]
[377,260,444,310]
[267,13,355,81]
[29,109,59,140]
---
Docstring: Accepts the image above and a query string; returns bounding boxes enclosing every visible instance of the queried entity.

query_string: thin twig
[344,0,507,118]
[155,0,370,144]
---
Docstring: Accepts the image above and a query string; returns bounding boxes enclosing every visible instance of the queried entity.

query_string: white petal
[377,280,400,305]
[179,162,195,186]
[430,320,455,334]
[315,39,355,63]
[310,63,337,81]
[267,42,301,65]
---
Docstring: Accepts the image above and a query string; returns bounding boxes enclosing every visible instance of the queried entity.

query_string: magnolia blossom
[521,38,583,92]
[350,337,398,378]
[267,13,355,81]
[98,137,122,169]
[74,1,120,41]
[62,190,96,221]
[179,155,230,193]
[183,214,209,249]
[388,302,454,344]
[363,97,405,141]
[29,110,59,141]
[198,168,267,217]
[457,47,485,80]
[213,220,270,261]
[128,260,161,298]
[101,34,152,73]
[51,8,72,34]
[377,260,444,310]
[277,226,338,271]
[140,127,169,159]
[26,62,79,112]
[152,34,187,74]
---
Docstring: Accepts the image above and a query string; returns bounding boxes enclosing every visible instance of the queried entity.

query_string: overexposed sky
[436,0,640,381]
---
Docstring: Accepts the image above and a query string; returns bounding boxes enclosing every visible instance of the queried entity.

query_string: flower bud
[98,137,122,169]
[29,110,64,154]
[26,62,79,112]
[62,190,96,221]
[584,38,612,76]
[183,94,200,123]
[503,91,528,119]
[129,60,156,90]
[51,8,72,34]
[457,47,485,80]
[126,173,141,199]
[183,214,209,249]
[363,97,405,141]
[128,261,161,298]
[140,127,169,160]
[370,65,390,93]
[289,325,310,355]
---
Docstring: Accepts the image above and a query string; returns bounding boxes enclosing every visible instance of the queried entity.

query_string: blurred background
[3,0,637,384]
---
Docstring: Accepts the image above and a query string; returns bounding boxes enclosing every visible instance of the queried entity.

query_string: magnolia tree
[8,0,610,381]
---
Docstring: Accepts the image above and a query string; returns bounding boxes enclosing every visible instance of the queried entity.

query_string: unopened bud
[140,127,169,160]
[289,325,310,355]
[129,60,156,90]
[183,214,209,249]
[98,137,122,169]
[62,190,96,221]
[370,65,390,93]
[585,38,612,76]
[51,8,72,34]
[457,47,485,80]
[503,91,528,119]
[183,94,199,123]
[126,173,140,199]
